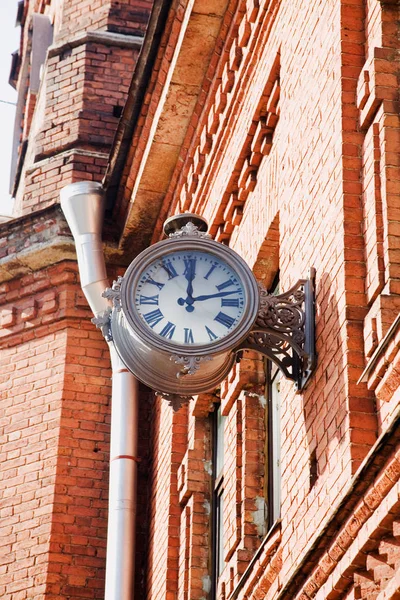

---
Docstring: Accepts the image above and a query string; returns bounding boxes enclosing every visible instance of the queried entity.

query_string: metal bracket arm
[239,268,316,390]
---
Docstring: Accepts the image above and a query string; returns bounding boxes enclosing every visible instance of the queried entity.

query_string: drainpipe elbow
[60,181,110,316]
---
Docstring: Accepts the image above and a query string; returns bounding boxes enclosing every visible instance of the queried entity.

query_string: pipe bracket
[92,308,113,342]
[103,276,123,311]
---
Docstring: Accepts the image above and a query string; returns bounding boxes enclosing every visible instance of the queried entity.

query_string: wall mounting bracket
[240,268,317,391]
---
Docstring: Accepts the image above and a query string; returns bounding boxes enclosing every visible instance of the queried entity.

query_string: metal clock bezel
[120,236,260,357]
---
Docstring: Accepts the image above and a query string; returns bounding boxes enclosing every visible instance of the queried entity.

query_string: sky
[0,1,20,217]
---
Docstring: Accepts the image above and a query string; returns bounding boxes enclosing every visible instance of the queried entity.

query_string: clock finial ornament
[163,213,210,238]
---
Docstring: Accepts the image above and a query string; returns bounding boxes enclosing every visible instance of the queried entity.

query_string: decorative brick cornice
[47,29,144,59]
[26,149,109,176]
[0,205,75,284]
[0,259,89,346]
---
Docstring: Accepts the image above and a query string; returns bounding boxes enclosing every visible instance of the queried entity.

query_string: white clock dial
[133,251,246,345]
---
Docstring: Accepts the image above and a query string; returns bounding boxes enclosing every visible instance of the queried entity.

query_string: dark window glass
[265,360,281,529]
[211,404,225,598]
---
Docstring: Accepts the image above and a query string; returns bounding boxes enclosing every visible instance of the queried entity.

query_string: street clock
[94,214,316,407]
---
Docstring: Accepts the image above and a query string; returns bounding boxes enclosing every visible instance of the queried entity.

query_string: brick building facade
[1,0,400,599]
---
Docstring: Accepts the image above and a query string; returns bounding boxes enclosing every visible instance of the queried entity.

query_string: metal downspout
[60,181,138,600]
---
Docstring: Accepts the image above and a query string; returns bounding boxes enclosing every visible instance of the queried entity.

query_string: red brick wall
[4,0,400,599]
[146,400,189,599]
[1,331,66,599]
[58,0,152,41]
[0,264,112,599]
[45,325,111,599]
[17,40,139,215]
[0,260,154,599]
[144,0,400,598]
[170,0,374,583]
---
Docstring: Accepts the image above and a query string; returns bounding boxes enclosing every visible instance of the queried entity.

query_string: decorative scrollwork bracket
[239,268,317,391]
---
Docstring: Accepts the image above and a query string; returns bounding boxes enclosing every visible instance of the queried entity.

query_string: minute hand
[192,290,239,302]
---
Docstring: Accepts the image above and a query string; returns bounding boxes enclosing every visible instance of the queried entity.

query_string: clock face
[133,250,246,345]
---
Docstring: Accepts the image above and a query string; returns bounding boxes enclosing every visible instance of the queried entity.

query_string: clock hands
[177,257,241,313]
[177,289,239,312]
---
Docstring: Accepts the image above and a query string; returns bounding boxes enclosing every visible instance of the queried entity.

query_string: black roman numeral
[184,328,194,344]
[205,326,218,341]
[183,257,197,277]
[162,260,178,280]
[221,298,240,307]
[216,279,235,291]
[204,264,217,280]
[160,321,176,339]
[139,294,159,305]
[143,309,164,328]
[214,311,235,328]
[146,277,164,290]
